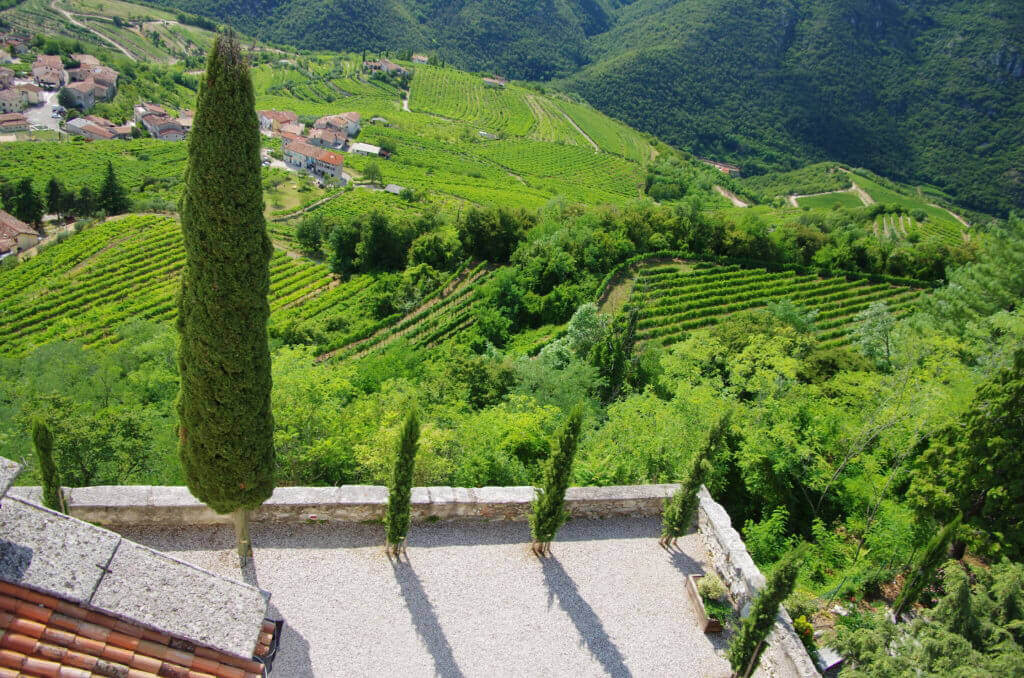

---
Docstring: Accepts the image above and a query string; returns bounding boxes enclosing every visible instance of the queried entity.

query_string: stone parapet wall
[9,483,817,676]
[698,487,821,678]
[7,483,679,526]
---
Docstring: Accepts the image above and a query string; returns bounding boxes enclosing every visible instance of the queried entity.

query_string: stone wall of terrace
[8,483,819,677]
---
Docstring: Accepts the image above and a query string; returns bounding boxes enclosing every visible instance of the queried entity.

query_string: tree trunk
[741,639,764,678]
[950,539,966,560]
[233,508,252,564]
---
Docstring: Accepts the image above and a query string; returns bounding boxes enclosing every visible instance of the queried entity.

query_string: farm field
[795,191,864,210]
[624,263,922,348]
[553,99,656,163]
[0,215,335,355]
[849,173,965,245]
[408,65,534,137]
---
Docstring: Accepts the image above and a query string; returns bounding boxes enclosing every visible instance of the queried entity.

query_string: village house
[282,139,322,170]
[0,209,39,251]
[177,108,193,133]
[314,111,360,136]
[66,116,115,140]
[411,54,429,64]
[0,35,28,55]
[62,80,96,110]
[71,52,100,67]
[16,83,44,105]
[364,58,409,76]
[0,89,25,113]
[0,66,12,88]
[278,121,304,137]
[699,157,742,176]
[257,109,298,132]
[0,456,282,677]
[32,54,66,89]
[66,64,119,102]
[349,141,382,156]
[314,149,345,180]
[482,76,507,88]
[384,184,405,195]
[0,111,28,132]
[142,113,185,140]
[307,126,347,149]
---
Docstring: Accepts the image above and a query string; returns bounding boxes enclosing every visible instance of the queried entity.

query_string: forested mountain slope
[128,0,1023,215]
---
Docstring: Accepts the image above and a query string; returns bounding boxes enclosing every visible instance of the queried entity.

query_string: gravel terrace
[120,516,733,678]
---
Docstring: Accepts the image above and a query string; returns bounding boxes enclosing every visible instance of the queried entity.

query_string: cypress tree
[385,411,419,556]
[98,161,129,215]
[176,30,274,564]
[727,543,807,678]
[893,513,962,619]
[660,411,732,546]
[45,177,64,220]
[14,178,43,226]
[32,419,64,513]
[530,404,583,557]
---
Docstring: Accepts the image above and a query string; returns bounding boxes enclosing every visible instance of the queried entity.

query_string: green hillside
[100,0,1024,216]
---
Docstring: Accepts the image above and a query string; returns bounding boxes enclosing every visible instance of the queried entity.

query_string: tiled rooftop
[0,492,274,675]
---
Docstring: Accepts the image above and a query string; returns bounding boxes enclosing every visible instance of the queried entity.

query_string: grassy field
[625,263,922,349]
[796,191,864,210]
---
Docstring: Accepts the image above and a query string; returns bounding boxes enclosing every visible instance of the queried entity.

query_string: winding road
[50,0,136,60]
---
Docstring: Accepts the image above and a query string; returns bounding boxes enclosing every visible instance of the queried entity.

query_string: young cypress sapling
[892,513,962,619]
[32,419,63,513]
[727,543,807,678]
[176,30,274,565]
[530,404,583,557]
[386,411,419,557]
[660,411,732,546]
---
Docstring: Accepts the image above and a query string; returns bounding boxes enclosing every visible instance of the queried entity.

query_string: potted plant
[687,572,734,633]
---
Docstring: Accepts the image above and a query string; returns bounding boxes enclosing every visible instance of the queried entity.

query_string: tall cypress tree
[45,177,64,220]
[32,419,63,513]
[661,411,732,546]
[385,411,419,556]
[728,543,807,678]
[893,513,962,619]
[176,30,274,564]
[530,404,583,557]
[14,178,43,226]
[98,161,129,215]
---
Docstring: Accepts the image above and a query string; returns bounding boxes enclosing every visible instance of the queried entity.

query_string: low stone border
[9,483,818,677]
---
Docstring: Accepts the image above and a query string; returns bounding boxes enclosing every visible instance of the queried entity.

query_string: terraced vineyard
[553,99,656,163]
[409,66,535,137]
[852,174,965,245]
[624,263,922,348]
[0,215,334,354]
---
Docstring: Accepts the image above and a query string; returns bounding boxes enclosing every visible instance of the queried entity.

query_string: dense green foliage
[385,410,419,550]
[834,561,1024,677]
[530,404,583,548]
[175,33,274,515]
[728,544,806,676]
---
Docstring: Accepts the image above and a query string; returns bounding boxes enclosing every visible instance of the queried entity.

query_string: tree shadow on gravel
[390,556,466,678]
[540,556,632,678]
[241,557,316,677]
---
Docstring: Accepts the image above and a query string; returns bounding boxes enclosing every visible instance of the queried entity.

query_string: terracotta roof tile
[0,582,270,678]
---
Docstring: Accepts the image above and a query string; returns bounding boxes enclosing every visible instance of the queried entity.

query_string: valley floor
[120,517,732,678]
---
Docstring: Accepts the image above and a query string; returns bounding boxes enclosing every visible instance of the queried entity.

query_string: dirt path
[849,181,874,205]
[402,95,410,112]
[51,0,137,60]
[928,202,970,229]
[560,109,599,153]
[787,183,872,208]
[714,185,749,207]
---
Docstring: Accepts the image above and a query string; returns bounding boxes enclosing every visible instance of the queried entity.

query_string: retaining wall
[9,483,818,677]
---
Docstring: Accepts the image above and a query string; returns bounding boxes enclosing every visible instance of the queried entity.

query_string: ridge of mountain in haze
[121,0,1024,214]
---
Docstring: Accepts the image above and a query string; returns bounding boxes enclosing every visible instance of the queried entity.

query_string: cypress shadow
[540,556,632,678]
[241,558,315,678]
[390,557,466,678]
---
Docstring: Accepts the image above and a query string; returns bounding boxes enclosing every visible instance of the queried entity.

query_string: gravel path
[120,517,732,678]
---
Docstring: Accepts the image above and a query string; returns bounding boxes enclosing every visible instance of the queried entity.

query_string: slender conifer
[892,513,962,619]
[176,31,274,564]
[661,411,732,546]
[32,419,63,513]
[728,543,807,678]
[530,404,583,556]
[386,411,419,556]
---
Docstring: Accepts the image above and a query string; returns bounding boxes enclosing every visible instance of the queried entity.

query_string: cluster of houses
[362,57,409,76]
[67,114,132,140]
[61,53,119,111]
[0,209,40,259]
[133,101,191,141]
[259,108,389,184]
[0,67,44,117]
